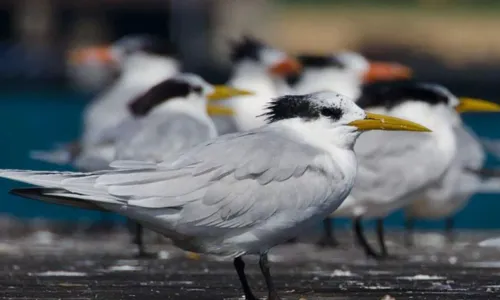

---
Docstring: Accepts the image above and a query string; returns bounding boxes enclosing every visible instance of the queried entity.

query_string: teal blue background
[0,88,499,228]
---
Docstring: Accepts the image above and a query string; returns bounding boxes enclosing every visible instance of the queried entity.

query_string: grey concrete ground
[1,227,500,299]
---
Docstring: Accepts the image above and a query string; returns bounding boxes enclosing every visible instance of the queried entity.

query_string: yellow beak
[207,85,254,101]
[206,105,235,116]
[455,98,500,113]
[348,112,431,132]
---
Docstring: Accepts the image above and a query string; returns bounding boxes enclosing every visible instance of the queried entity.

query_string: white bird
[0,91,430,300]
[287,51,412,99]
[212,36,302,135]
[331,83,499,259]
[31,35,181,170]
[105,73,252,256]
[404,101,500,246]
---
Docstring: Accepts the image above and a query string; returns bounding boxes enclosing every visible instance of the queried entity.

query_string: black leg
[259,253,281,300]
[404,218,415,248]
[316,218,340,248]
[445,217,455,244]
[376,218,389,257]
[130,220,155,258]
[353,217,382,259]
[233,257,257,300]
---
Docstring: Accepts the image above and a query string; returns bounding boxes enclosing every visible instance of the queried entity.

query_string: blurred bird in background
[31,35,181,171]
[211,36,302,135]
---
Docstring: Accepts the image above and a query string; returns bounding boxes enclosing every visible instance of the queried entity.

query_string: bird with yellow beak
[328,82,500,260]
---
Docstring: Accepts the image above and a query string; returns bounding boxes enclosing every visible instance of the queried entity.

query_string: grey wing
[352,131,448,204]
[95,128,341,236]
[115,112,215,162]
[455,125,485,169]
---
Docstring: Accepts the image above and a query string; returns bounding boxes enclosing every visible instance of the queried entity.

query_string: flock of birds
[2,34,500,299]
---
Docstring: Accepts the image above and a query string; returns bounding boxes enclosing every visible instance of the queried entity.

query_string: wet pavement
[1,229,500,299]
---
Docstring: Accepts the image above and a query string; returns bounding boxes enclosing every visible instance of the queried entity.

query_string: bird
[285,52,412,246]
[31,34,181,171]
[404,100,500,247]
[331,82,499,260]
[286,51,412,99]
[0,91,430,300]
[107,73,253,257]
[211,36,302,135]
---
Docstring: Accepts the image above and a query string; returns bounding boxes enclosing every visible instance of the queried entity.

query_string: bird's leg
[259,253,281,300]
[130,221,155,259]
[353,217,382,260]
[316,218,340,248]
[445,217,455,245]
[233,257,257,300]
[376,218,389,257]
[404,217,415,248]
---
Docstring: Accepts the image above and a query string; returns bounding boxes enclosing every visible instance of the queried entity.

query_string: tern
[31,35,181,171]
[212,36,301,135]
[331,83,499,259]
[0,91,430,299]
[107,73,252,256]
[404,103,500,246]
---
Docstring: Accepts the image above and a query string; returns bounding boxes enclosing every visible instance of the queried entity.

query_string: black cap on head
[230,35,264,63]
[114,34,177,58]
[358,81,453,110]
[262,94,343,123]
[298,54,345,69]
[128,78,201,117]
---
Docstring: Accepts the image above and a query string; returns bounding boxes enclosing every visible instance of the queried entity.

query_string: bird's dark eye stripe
[320,107,343,121]
[192,86,203,93]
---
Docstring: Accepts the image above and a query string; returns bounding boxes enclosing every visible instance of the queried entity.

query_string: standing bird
[404,103,500,246]
[108,73,252,257]
[286,52,412,246]
[331,83,499,260]
[212,36,302,135]
[0,91,430,300]
[31,35,181,171]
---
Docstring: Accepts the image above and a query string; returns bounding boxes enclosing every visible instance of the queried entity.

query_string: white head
[288,52,412,98]
[357,82,500,129]
[127,73,252,118]
[68,35,180,81]
[262,91,431,148]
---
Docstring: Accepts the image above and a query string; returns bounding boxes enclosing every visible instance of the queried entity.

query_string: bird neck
[293,68,362,100]
[149,96,207,120]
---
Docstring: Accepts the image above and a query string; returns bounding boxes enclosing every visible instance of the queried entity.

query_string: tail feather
[0,169,122,205]
[9,188,107,211]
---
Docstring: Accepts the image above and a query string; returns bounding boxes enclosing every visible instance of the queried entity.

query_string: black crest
[229,36,263,63]
[298,54,345,69]
[261,94,343,123]
[358,81,451,110]
[128,79,196,116]
[115,34,177,58]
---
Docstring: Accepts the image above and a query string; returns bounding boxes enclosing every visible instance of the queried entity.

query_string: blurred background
[0,0,499,229]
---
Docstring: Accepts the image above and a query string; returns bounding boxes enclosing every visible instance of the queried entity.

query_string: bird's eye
[320,107,342,121]
[192,86,203,94]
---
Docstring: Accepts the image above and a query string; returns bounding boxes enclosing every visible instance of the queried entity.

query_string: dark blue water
[0,90,498,228]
